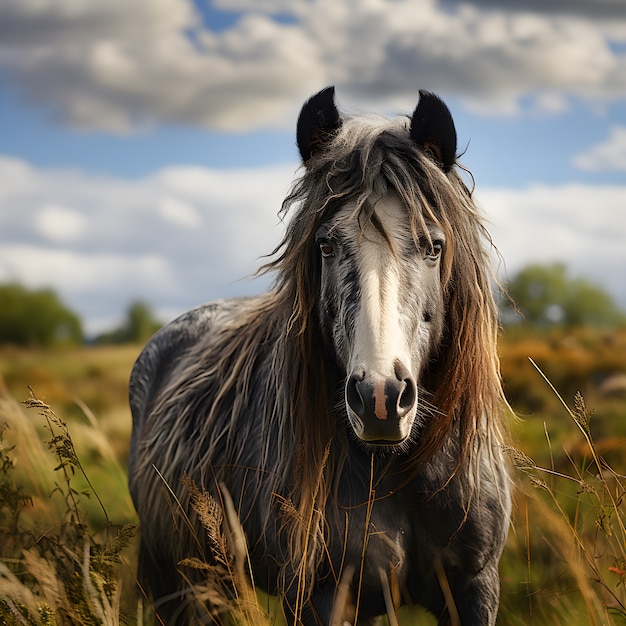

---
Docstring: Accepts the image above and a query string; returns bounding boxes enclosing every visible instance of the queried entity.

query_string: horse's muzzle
[345,364,417,443]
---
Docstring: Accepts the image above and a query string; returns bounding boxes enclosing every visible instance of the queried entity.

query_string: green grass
[1,327,625,624]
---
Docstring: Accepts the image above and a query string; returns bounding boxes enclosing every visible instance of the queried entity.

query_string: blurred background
[0,0,624,337]
[1,1,626,624]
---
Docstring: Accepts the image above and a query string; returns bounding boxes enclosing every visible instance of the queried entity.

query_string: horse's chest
[327,494,412,587]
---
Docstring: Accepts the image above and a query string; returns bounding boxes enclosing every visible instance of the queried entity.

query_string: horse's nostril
[396,376,417,417]
[346,372,366,419]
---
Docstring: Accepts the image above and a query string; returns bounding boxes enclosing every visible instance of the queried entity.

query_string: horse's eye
[427,241,443,261]
[319,241,335,258]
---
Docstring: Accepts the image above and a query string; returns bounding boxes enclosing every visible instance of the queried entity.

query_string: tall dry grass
[1,337,626,624]
[501,359,626,625]
[0,389,136,625]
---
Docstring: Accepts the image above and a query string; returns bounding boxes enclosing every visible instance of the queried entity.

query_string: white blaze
[349,193,410,378]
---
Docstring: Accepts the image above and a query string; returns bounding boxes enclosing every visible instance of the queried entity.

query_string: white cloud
[157,196,203,229]
[0,0,624,131]
[572,126,626,172]
[0,244,173,293]
[0,155,294,334]
[477,183,626,307]
[1,154,625,335]
[35,204,87,243]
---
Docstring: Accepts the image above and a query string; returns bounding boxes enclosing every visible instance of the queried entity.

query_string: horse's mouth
[363,437,408,446]
[346,407,415,447]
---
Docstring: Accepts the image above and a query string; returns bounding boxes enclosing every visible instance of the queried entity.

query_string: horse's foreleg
[281,587,326,626]
[437,564,501,626]
[281,581,355,626]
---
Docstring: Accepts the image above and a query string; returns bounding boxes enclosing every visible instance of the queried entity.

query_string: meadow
[1,326,626,624]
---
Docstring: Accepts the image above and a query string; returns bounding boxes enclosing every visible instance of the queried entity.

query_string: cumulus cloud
[572,126,626,172]
[35,204,88,244]
[0,0,624,132]
[0,155,294,333]
[477,183,626,307]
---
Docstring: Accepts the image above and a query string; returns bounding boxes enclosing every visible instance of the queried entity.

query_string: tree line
[0,263,624,347]
[0,284,161,347]
[500,262,625,328]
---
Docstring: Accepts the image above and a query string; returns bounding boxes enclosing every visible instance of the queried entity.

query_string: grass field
[1,326,626,624]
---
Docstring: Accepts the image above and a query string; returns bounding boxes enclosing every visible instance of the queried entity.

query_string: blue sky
[0,0,625,334]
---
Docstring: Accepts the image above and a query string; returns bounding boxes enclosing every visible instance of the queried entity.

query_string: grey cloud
[339,4,625,111]
[442,0,626,20]
[0,0,194,45]
[0,0,624,132]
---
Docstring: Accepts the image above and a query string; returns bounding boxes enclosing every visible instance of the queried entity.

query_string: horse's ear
[410,90,457,171]
[296,86,342,163]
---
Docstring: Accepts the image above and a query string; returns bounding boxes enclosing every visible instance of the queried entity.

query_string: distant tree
[95,301,162,344]
[0,284,83,346]
[125,301,162,342]
[503,263,625,328]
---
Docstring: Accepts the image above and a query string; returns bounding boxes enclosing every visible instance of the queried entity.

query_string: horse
[128,86,511,625]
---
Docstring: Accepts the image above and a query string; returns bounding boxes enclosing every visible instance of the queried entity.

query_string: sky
[0,0,625,336]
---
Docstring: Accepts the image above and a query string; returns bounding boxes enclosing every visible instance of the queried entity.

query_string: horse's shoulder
[128,298,249,426]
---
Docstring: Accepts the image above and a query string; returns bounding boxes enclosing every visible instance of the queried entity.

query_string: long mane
[147,112,506,588]
[271,114,507,462]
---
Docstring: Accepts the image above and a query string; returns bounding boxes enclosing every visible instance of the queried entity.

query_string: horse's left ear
[296,86,342,163]
[410,90,457,171]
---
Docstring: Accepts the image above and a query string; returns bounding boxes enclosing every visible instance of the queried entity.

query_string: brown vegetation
[1,325,625,623]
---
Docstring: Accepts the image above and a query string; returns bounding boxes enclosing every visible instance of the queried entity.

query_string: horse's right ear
[296,86,342,163]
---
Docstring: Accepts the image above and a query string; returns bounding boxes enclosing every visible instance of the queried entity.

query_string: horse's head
[315,192,446,445]
[293,87,459,447]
